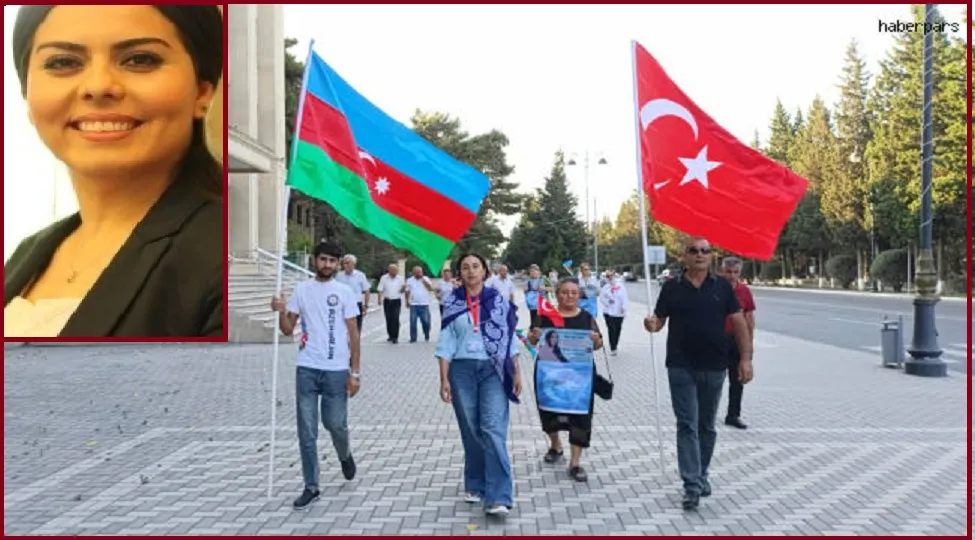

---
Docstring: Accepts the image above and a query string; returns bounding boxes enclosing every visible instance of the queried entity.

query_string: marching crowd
[270,236,757,513]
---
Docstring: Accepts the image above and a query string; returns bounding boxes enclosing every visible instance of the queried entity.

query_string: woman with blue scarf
[578,263,601,318]
[435,252,523,517]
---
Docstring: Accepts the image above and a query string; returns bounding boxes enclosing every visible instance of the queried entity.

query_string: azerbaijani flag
[286,48,491,274]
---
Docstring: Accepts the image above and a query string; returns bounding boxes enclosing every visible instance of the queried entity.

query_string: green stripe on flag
[287,140,455,272]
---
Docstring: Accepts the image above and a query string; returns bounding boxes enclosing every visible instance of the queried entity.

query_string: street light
[566,152,608,274]
[905,3,946,377]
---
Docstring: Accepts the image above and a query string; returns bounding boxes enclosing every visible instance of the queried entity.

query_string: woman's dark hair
[12,5,224,197]
[455,252,489,279]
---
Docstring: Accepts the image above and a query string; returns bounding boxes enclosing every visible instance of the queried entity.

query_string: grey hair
[722,257,742,268]
[343,254,357,264]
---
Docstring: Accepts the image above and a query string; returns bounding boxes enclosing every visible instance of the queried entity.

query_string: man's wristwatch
[350,372,361,379]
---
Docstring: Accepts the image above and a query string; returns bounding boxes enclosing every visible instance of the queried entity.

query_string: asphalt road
[623,280,971,375]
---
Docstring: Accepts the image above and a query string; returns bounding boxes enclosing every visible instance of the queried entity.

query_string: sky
[283,3,966,236]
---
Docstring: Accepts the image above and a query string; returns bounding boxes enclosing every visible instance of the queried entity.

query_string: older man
[335,254,371,332]
[486,264,515,303]
[721,257,756,430]
[644,236,753,511]
[377,264,405,344]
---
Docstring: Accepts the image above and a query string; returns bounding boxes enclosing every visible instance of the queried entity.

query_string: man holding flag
[630,41,807,510]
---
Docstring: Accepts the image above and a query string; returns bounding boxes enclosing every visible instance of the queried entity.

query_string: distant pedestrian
[486,264,516,303]
[721,257,756,430]
[644,236,753,511]
[598,269,628,355]
[435,268,456,319]
[335,254,371,332]
[523,264,548,328]
[405,266,434,342]
[269,242,361,510]
[577,263,600,318]
[435,252,522,517]
[377,264,405,343]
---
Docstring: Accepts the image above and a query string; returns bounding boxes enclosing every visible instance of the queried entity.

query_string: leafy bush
[826,255,857,289]
[870,249,909,292]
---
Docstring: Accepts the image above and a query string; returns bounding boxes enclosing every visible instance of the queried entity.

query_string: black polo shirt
[654,272,741,371]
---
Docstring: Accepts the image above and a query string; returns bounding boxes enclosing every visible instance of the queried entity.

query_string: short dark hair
[12,6,224,198]
[314,242,343,259]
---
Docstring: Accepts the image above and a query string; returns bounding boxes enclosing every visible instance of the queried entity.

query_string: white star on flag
[374,177,390,195]
[678,146,722,189]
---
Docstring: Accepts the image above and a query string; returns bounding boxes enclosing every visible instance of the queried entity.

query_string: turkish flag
[632,42,809,261]
[537,294,564,328]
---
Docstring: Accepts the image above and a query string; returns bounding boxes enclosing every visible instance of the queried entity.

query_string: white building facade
[227,4,288,256]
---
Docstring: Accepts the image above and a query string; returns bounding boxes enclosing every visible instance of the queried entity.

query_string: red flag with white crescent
[537,294,564,328]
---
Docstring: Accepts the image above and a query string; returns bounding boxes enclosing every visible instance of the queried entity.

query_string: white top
[598,280,629,317]
[435,280,455,302]
[579,275,601,299]
[286,279,360,371]
[486,275,515,300]
[404,275,433,305]
[334,269,370,299]
[4,297,81,338]
[378,274,405,300]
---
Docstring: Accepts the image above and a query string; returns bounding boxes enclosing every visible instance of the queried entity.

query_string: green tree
[828,40,873,252]
[411,111,522,261]
[532,152,588,271]
[765,100,795,164]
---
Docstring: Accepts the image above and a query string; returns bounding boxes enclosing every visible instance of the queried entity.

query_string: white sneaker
[464,493,482,504]
[610,350,618,356]
[486,504,510,516]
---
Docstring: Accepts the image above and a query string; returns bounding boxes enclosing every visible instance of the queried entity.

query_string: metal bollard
[880,315,905,368]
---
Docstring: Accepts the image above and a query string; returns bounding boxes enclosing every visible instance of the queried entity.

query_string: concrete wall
[227,4,286,256]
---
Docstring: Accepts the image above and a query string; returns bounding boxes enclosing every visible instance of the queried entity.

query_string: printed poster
[535,328,594,415]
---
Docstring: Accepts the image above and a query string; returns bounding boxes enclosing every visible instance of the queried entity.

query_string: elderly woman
[528,277,603,482]
[598,269,629,356]
[577,263,601,318]
[435,252,523,517]
[4,5,224,338]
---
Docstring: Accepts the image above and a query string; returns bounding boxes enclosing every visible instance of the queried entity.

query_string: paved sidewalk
[4,295,969,535]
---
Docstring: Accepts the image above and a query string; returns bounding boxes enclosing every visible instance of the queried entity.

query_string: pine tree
[827,40,872,251]
[766,100,795,164]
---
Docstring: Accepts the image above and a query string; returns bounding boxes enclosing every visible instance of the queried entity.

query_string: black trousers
[603,315,624,351]
[355,302,364,332]
[383,298,402,341]
[727,339,743,419]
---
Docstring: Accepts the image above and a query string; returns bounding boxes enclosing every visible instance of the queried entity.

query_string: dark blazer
[4,182,224,338]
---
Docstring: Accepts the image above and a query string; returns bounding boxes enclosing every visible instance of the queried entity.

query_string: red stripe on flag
[298,94,478,242]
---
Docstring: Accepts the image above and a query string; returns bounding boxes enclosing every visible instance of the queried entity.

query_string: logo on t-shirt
[327,294,340,307]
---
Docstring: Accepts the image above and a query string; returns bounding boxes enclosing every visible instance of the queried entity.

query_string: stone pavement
[4,294,969,535]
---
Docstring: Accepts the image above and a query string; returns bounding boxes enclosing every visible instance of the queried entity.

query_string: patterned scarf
[441,285,520,403]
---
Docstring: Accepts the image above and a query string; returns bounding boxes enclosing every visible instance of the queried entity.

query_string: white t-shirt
[286,279,360,371]
[405,276,433,305]
[335,269,370,300]
[378,274,404,300]
[486,275,515,300]
[436,280,455,302]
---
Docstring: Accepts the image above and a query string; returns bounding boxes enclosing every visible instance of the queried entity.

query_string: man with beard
[270,242,362,510]
[643,236,753,511]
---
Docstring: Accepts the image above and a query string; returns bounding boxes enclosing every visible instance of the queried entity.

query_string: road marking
[828,317,880,326]
[754,295,967,322]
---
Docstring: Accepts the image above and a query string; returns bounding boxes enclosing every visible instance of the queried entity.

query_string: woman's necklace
[65,236,113,283]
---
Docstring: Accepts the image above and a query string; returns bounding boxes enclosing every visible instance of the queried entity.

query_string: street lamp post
[567,151,608,274]
[905,3,946,377]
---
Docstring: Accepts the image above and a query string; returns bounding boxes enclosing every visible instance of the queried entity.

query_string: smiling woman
[3,5,226,339]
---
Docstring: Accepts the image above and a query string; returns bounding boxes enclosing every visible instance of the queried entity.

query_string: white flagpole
[630,40,667,477]
[268,38,317,500]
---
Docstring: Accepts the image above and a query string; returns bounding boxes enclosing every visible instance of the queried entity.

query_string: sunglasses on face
[686,247,712,255]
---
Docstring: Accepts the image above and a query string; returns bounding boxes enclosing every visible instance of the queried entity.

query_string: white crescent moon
[640,98,698,140]
[358,150,377,167]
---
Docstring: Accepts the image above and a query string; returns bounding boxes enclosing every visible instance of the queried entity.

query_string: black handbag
[593,346,614,401]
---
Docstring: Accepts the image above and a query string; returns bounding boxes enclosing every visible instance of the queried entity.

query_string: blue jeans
[667,367,726,496]
[409,305,431,342]
[448,359,513,508]
[296,366,351,491]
